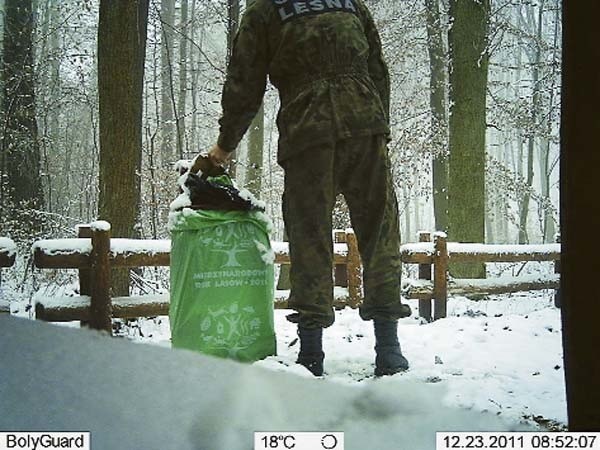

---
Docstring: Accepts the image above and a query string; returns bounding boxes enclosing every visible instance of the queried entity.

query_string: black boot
[374,319,409,376]
[296,326,324,376]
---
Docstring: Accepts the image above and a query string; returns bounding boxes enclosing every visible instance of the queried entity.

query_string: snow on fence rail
[400,232,561,322]
[32,223,362,334]
[31,224,561,332]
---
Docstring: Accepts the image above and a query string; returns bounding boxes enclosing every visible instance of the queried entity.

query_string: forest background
[0,0,561,292]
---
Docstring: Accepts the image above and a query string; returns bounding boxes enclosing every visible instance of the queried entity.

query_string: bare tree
[159,0,175,166]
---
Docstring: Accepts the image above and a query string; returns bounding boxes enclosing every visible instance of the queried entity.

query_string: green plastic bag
[169,209,276,362]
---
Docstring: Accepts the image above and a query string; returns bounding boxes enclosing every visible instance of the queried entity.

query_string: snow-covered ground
[1,267,566,449]
[123,291,566,427]
[1,294,553,450]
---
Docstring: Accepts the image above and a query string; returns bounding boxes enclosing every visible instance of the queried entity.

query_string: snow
[4,237,566,446]
[37,295,91,309]
[334,243,348,256]
[0,237,17,257]
[448,273,559,288]
[447,243,561,257]
[401,242,435,256]
[401,242,561,257]
[109,238,170,256]
[32,238,170,257]
[32,238,92,256]
[238,187,267,211]
[0,311,536,450]
[90,220,111,232]
[272,242,348,257]
[255,240,275,265]
[253,211,274,234]
[174,158,192,174]
[272,241,288,255]
[169,192,192,212]
[117,291,566,431]
[260,295,566,427]
[169,172,193,213]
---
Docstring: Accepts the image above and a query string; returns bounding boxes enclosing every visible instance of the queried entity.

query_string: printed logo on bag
[211,243,249,268]
[271,0,357,23]
[200,303,263,358]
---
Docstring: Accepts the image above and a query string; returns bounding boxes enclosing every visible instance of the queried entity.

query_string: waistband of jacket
[277,69,370,100]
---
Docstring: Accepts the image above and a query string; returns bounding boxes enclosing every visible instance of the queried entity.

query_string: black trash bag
[184,173,264,212]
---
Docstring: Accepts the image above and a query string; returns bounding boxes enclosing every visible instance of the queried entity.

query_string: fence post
[77,224,92,326]
[554,232,561,308]
[346,230,362,309]
[89,221,112,334]
[334,231,348,288]
[418,231,432,322]
[433,232,448,320]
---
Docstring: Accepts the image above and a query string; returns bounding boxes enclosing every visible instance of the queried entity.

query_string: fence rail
[33,223,362,333]
[31,225,561,332]
[400,232,561,321]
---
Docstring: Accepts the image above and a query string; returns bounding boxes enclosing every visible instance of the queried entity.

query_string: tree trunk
[97,0,149,296]
[518,132,535,244]
[540,1,560,243]
[413,172,420,236]
[403,185,411,243]
[276,229,291,291]
[176,0,189,159]
[425,0,449,233]
[0,0,44,234]
[518,2,544,245]
[246,104,264,197]
[244,0,263,197]
[447,0,490,278]
[49,2,62,214]
[189,0,199,150]
[37,1,62,216]
[160,0,175,166]
[225,0,240,179]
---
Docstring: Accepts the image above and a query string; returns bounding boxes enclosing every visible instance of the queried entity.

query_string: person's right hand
[208,144,232,167]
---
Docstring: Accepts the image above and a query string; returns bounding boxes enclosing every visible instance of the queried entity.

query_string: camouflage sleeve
[217,4,269,153]
[357,1,390,123]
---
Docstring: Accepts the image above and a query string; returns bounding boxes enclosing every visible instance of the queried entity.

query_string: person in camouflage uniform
[205,0,411,377]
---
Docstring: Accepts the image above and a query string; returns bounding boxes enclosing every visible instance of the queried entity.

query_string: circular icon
[321,434,338,449]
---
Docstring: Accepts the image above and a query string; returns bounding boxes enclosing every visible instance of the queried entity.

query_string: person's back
[219,0,391,163]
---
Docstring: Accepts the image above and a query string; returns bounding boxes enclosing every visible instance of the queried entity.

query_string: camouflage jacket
[217,0,390,164]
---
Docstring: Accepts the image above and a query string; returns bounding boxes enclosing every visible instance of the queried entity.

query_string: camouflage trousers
[282,134,411,329]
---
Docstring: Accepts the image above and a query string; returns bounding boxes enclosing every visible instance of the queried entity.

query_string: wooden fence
[33,222,362,333]
[400,232,561,322]
[31,224,561,332]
